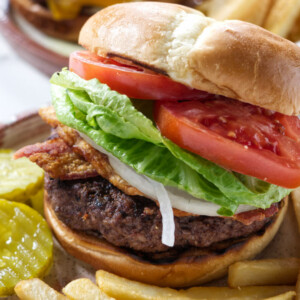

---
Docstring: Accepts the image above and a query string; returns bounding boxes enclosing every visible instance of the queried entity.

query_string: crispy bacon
[15,135,70,158]
[38,107,144,197]
[232,203,279,225]
[15,136,98,180]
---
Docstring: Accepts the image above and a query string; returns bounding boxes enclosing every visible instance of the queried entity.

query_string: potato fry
[264,291,296,300]
[96,270,295,300]
[291,188,300,233]
[263,0,300,37]
[96,270,188,300]
[14,278,67,300]
[184,286,295,300]
[196,0,272,26]
[63,278,114,300]
[228,258,300,287]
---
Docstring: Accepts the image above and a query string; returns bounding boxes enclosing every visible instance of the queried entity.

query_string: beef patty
[45,174,276,253]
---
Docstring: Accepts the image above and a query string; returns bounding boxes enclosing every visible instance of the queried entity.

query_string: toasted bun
[79,2,300,115]
[10,0,88,42]
[44,191,288,288]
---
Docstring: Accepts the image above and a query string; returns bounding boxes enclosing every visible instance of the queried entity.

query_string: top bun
[79,2,300,115]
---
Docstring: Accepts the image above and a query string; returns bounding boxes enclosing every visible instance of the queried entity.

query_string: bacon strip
[15,134,70,158]
[232,203,279,225]
[38,107,144,197]
[15,136,98,180]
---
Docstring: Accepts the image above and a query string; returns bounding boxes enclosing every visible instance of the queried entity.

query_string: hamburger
[15,2,300,287]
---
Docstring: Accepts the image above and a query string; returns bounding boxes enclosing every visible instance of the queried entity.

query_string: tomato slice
[155,98,300,188]
[69,51,212,101]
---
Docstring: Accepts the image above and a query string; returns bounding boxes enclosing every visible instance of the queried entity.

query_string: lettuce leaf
[50,70,291,215]
[51,70,162,145]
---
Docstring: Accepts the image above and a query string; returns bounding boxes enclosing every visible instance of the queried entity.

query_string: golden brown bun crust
[79,2,300,115]
[44,192,288,288]
[10,0,88,42]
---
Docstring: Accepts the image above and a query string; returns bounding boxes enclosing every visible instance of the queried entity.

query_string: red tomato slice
[155,98,300,189]
[69,51,212,101]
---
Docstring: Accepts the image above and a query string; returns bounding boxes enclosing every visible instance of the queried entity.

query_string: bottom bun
[44,192,288,288]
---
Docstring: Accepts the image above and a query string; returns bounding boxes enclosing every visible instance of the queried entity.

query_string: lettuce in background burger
[16,2,300,287]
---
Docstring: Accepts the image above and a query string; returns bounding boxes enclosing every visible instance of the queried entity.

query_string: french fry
[96,270,188,300]
[291,188,300,233]
[264,291,296,300]
[228,258,300,287]
[96,270,295,300]
[263,0,300,38]
[197,0,272,26]
[14,278,67,300]
[184,286,295,300]
[62,278,114,300]
[13,272,296,300]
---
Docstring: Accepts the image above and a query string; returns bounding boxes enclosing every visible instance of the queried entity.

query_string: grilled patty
[45,174,276,253]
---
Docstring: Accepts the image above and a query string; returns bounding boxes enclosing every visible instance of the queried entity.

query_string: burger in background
[9,0,180,42]
[9,0,135,42]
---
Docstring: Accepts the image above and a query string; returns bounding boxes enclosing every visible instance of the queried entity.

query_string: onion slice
[149,179,175,247]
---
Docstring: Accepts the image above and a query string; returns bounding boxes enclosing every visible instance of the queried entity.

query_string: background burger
[9,0,180,42]
[9,0,134,41]
[15,2,300,287]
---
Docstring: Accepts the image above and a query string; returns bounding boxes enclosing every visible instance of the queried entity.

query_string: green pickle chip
[0,199,53,296]
[0,150,44,202]
[30,189,44,216]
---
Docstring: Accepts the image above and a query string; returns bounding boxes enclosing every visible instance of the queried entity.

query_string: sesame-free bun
[44,191,288,288]
[10,0,88,42]
[79,2,300,115]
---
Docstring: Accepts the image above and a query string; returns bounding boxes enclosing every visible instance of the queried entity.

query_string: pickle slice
[0,199,53,296]
[0,150,44,202]
[30,189,44,216]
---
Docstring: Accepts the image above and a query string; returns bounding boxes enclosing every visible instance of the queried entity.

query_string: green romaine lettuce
[50,70,291,216]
